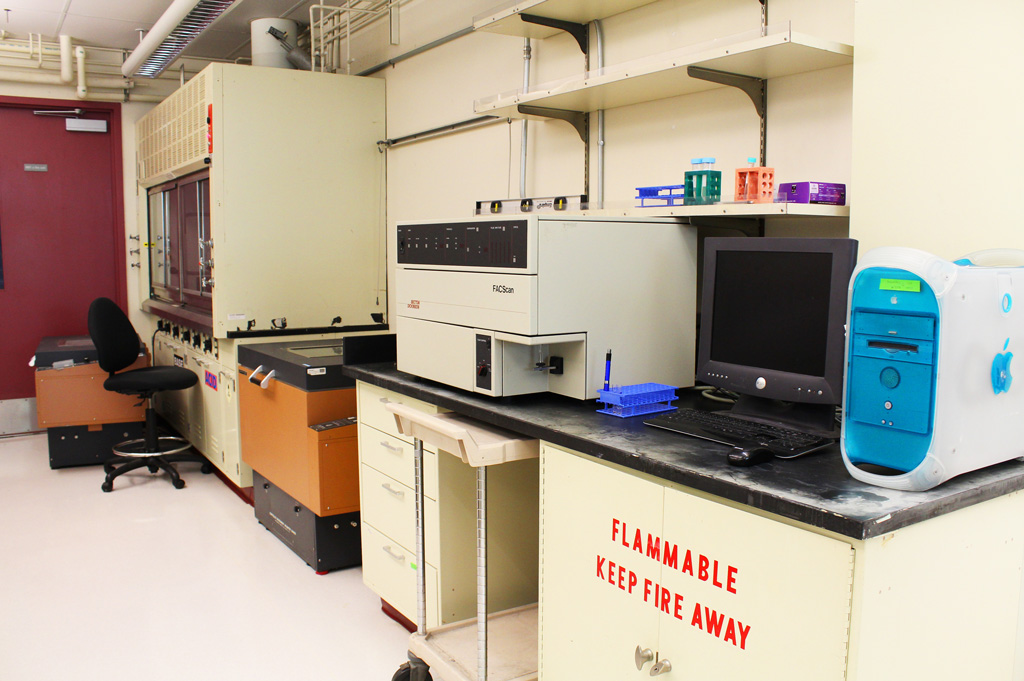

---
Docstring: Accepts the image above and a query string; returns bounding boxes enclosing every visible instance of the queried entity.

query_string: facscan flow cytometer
[393,216,698,399]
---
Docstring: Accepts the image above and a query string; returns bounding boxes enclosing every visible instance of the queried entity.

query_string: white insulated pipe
[59,35,73,83]
[76,45,87,98]
[0,68,126,90]
[121,0,203,77]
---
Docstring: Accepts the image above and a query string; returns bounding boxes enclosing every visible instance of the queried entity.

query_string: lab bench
[344,363,1024,681]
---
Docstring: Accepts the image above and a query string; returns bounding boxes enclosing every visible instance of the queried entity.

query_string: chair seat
[104,365,199,394]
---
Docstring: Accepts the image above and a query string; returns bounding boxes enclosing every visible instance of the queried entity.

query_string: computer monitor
[696,237,858,436]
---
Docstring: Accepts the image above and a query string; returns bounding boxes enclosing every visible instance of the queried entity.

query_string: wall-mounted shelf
[474,26,853,119]
[577,200,847,219]
[473,0,659,39]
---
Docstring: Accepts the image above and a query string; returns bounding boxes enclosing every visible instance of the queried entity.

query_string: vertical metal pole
[414,437,427,636]
[594,20,605,210]
[476,465,488,681]
[759,1,768,166]
[520,38,531,199]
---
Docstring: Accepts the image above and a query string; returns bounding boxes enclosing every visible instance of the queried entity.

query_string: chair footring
[112,435,192,458]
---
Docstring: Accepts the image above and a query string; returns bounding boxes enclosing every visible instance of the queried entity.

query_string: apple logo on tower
[992,338,1014,395]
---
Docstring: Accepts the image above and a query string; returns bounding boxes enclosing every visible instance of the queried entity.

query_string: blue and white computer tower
[842,247,1024,491]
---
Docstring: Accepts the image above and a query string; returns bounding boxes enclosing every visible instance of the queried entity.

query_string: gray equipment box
[253,469,361,573]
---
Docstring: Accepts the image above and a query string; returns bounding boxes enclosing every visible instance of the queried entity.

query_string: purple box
[776,182,846,206]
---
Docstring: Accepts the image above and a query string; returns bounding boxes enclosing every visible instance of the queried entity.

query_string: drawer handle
[247,364,276,389]
[382,545,405,562]
[380,441,403,453]
[381,482,405,499]
[379,397,390,404]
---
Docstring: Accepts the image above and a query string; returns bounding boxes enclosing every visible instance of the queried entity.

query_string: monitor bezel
[696,236,858,407]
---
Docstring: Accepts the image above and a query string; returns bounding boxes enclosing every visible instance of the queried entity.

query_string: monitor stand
[728,395,839,438]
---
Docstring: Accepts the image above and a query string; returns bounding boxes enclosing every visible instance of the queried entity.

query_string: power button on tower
[755,377,766,390]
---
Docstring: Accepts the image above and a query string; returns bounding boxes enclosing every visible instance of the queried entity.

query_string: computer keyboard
[644,408,836,458]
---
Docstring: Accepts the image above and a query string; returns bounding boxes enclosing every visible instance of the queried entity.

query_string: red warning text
[611,518,739,594]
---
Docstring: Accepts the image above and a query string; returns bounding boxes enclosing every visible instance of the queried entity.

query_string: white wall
[851,0,1024,258]
[343,0,855,322]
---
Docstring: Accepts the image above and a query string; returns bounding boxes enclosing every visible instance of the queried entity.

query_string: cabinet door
[657,489,854,681]
[540,444,664,681]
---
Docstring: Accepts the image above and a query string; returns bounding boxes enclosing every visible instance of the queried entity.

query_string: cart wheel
[201,463,213,474]
[391,662,432,681]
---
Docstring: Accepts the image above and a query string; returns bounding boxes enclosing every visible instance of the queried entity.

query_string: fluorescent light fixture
[122,0,236,78]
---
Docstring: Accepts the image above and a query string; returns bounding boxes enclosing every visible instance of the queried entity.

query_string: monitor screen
[696,237,858,433]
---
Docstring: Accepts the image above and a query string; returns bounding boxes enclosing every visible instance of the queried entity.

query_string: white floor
[0,433,411,681]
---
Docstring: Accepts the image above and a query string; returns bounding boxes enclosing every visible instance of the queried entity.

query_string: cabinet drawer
[360,464,439,562]
[360,522,438,628]
[359,423,438,500]
[357,381,442,438]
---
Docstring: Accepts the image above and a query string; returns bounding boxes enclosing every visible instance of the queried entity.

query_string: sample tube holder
[735,165,776,203]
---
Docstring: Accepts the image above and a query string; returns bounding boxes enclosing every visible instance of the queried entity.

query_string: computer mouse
[727,445,775,467]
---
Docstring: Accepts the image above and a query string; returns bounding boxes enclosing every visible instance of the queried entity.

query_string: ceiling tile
[0,8,63,40]
[59,14,156,51]
[66,0,169,25]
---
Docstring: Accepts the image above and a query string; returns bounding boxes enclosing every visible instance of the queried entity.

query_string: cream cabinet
[356,381,540,628]
[540,443,1024,680]
[541,443,856,680]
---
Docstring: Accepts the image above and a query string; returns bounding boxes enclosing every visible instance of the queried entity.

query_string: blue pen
[604,349,612,391]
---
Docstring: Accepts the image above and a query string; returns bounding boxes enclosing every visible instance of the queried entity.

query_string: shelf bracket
[517,105,589,143]
[687,65,768,164]
[519,13,588,54]
[687,66,766,119]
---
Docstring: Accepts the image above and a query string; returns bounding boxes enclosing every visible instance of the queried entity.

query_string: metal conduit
[520,38,531,198]
[357,26,473,76]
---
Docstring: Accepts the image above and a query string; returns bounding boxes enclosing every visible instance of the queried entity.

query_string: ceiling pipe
[0,68,127,90]
[75,45,87,98]
[59,34,72,83]
[121,0,215,77]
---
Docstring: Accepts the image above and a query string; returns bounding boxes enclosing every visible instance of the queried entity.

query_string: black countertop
[344,363,1024,541]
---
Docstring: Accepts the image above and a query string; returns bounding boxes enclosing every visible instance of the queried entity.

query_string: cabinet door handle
[635,646,654,671]
[382,545,405,562]
[380,441,403,453]
[381,482,405,499]
[650,659,672,676]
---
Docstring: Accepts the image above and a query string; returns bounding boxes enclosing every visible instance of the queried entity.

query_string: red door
[0,97,125,400]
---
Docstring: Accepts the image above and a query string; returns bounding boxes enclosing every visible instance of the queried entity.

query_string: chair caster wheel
[172,479,185,489]
[148,465,158,473]
[101,482,113,493]
[201,463,213,474]
[392,662,432,681]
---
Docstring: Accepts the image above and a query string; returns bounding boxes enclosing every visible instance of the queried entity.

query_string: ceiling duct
[122,0,235,78]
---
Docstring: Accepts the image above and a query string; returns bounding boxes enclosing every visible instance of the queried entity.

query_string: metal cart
[386,402,540,681]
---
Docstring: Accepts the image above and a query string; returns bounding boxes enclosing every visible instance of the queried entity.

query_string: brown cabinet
[238,364,358,516]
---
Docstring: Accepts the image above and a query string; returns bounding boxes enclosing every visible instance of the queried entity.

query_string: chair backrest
[88,297,141,375]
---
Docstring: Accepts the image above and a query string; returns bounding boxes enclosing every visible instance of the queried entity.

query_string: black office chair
[87,297,212,492]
